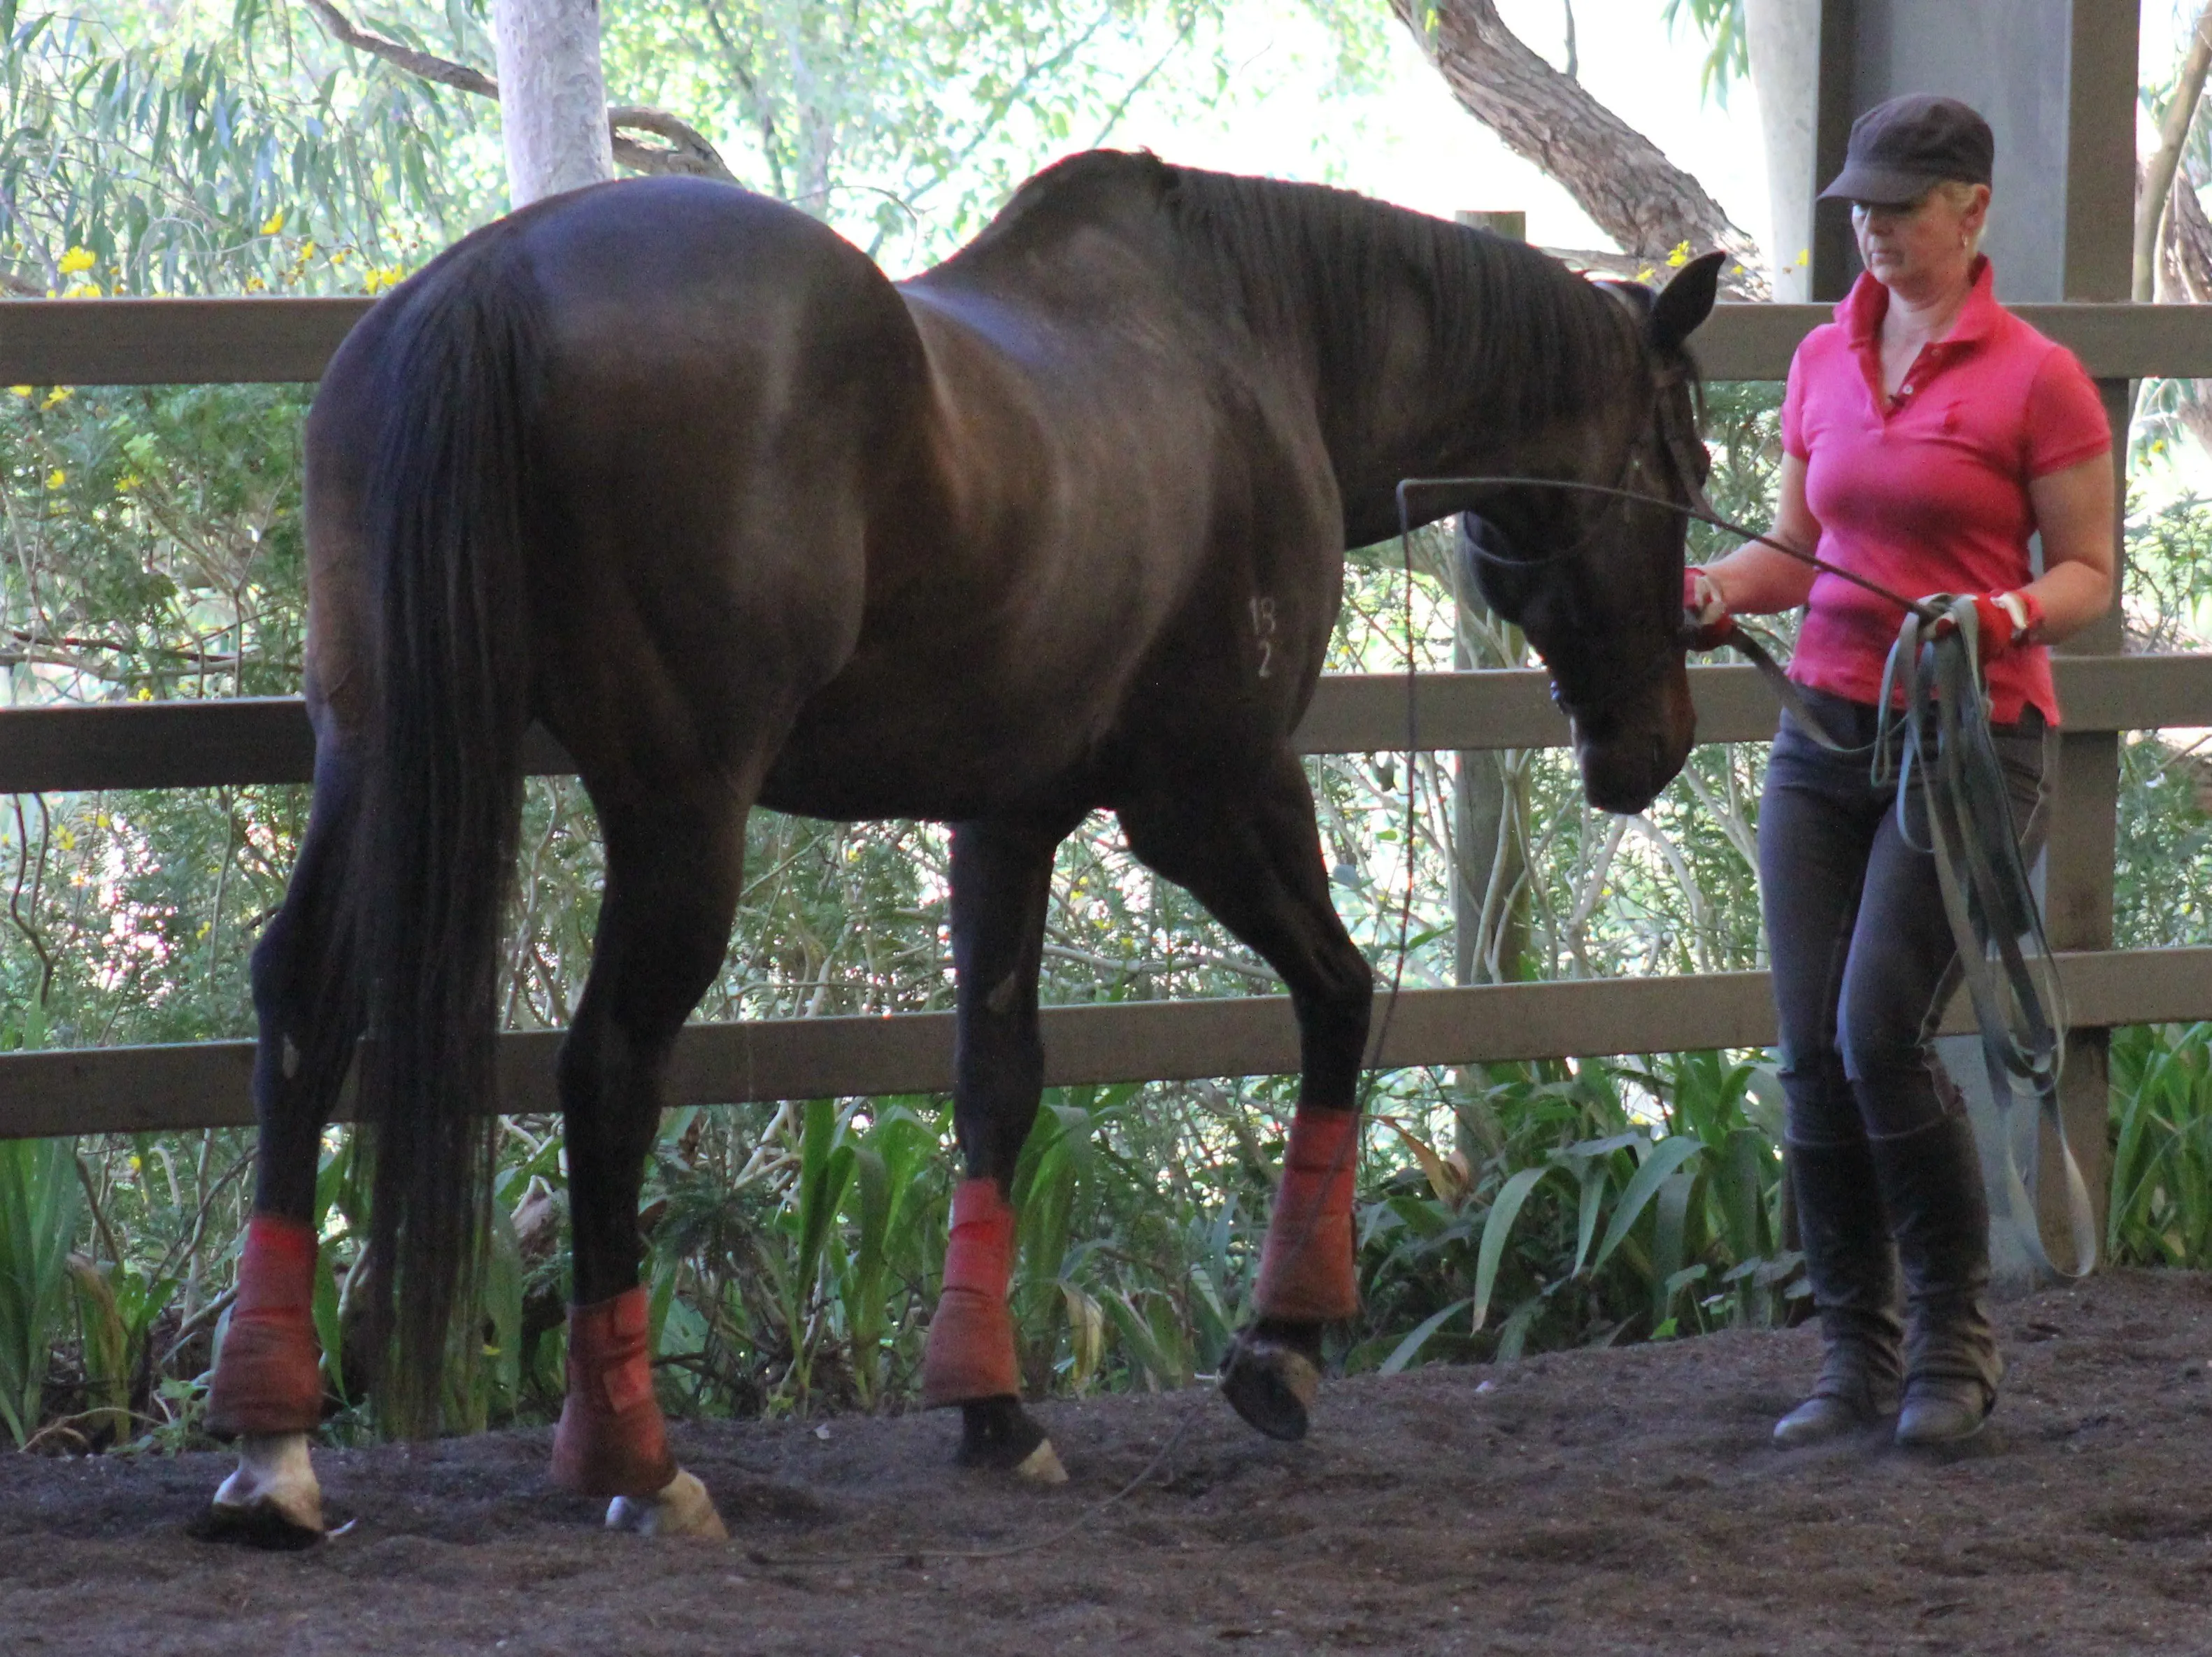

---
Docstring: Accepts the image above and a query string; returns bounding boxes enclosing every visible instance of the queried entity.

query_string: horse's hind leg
[206,742,366,1544]
[550,776,747,1540]
[925,812,1080,1482]
[1116,751,1373,1443]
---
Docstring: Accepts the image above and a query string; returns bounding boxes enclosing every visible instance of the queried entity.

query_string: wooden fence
[1,296,2209,1144]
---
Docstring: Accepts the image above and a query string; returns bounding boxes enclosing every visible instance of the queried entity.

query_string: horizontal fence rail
[6,655,2212,795]
[4,297,2211,1142]
[8,298,2212,385]
[2,946,2204,1141]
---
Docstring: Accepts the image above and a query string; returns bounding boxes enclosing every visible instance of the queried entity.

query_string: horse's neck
[1300,259,1636,548]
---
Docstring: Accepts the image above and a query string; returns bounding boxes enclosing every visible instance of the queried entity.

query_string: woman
[1685,94,2115,1446]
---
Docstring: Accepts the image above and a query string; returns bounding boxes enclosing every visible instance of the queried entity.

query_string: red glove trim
[1254,1109,1362,1323]
[206,1214,324,1437]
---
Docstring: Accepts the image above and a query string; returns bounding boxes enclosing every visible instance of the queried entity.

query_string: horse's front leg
[550,782,748,1539]
[926,813,1082,1482]
[1117,752,1374,1442]
[205,746,365,1545]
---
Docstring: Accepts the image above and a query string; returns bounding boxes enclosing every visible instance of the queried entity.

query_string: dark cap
[1818,94,1994,206]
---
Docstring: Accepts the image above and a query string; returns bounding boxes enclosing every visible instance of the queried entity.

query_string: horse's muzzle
[1571,667,1695,814]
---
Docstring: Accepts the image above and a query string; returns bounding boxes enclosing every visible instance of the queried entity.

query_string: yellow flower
[115,472,141,492]
[1667,241,1691,266]
[40,386,72,409]
[1636,267,1657,283]
[134,685,153,702]
[363,263,406,294]
[260,208,287,236]
[7,385,30,397]
[298,240,317,261]
[44,468,64,490]
[245,275,268,292]
[57,246,96,275]
[59,280,101,298]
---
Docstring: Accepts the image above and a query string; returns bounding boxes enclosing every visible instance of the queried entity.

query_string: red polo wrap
[1255,1108,1361,1323]
[550,1286,676,1496]
[206,1213,325,1437]
[921,1178,1019,1406]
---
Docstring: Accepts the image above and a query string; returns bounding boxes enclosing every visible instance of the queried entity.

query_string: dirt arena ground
[8,1269,2212,1655]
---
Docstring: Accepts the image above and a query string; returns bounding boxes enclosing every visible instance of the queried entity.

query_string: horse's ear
[1648,250,1727,353]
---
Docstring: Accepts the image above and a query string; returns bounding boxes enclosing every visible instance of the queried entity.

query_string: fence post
[1450,211,1530,990]
[2036,0,2138,1270]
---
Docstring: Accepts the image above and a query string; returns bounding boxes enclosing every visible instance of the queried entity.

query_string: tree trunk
[1744,0,1817,301]
[491,0,616,209]
[1389,0,1767,291]
[2137,1,2212,302]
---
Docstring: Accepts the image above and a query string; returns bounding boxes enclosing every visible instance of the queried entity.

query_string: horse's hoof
[605,1468,727,1539]
[1013,1437,1069,1486]
[957,1394,1062,1480]
[1220,1332,1320,1442]
[208,1432,324,1547]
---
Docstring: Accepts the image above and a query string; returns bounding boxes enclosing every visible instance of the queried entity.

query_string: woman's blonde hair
[1933,179,1989,255]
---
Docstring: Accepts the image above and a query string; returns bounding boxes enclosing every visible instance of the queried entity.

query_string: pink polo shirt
[1781,257,2111,725]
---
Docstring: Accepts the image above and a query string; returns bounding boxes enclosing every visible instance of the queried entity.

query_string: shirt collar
[1839,255,1997,350]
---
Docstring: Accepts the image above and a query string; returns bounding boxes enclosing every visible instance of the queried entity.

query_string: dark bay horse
[203,150,1722,1540]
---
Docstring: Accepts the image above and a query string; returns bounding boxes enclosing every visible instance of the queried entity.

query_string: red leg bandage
[1254,1108,1361,1323]
[207,1214,326,1437]
[550,1286,675,1497]
[921,1178,1019,1407]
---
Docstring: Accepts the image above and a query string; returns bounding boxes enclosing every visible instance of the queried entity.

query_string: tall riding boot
[1773,1137,1903,1447]
[1867,1111,2001,1446]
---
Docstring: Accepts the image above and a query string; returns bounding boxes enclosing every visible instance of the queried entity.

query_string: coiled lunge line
[1396,471,2097,1280]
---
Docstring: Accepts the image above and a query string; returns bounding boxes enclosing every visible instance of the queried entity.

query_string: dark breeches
[1758,688,2047,1146]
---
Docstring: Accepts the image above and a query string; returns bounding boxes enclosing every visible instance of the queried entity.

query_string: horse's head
[1462,251,1723,815]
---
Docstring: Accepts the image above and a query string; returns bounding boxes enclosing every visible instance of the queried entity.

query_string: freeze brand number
[1250,596,1277,678]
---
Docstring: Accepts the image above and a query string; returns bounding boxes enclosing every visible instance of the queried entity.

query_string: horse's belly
[755,707,1097,823]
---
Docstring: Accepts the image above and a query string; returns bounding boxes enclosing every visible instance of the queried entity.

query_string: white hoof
[211,1432,324,1539]
[1014,1437,1069,1486]
[605,1467,727,1539]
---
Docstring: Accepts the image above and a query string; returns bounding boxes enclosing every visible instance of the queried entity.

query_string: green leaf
[1472,1165,1550,1332]
[1378,1295,1471,1375]
[1590,1137,1706,1274]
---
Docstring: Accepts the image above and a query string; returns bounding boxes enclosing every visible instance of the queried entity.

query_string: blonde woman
[1686,95,2115,1446]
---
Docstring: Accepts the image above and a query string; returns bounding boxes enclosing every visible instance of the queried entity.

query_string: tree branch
[301,0,496,97]
[1388,0,1766,295]
[607,106,737,183]
[2138,0,2212,301]
[301,1,734,183]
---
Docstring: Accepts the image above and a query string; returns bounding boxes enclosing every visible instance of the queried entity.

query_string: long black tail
[352,244,538,1434]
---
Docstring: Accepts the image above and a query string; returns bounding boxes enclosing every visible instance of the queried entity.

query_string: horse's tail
[352,243,540,1434]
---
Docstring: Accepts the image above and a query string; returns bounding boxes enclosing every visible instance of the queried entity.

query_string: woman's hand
[1683,567,1735,649]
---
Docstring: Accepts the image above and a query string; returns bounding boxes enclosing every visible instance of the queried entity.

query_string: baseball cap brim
[1818,161,1943,206]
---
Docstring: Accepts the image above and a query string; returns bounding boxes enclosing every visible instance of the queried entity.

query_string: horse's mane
[948,150,1644,448]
